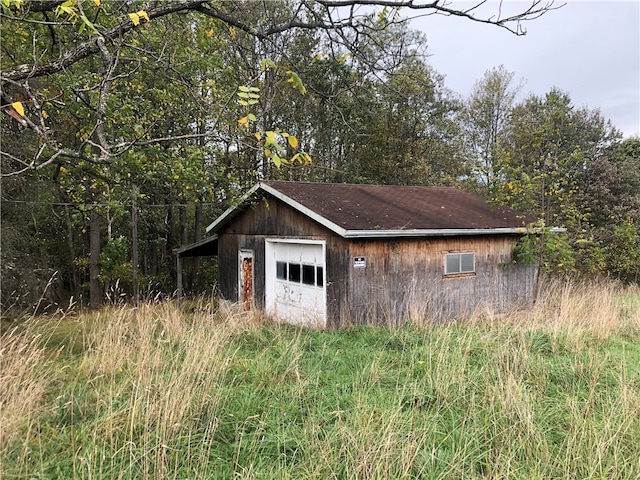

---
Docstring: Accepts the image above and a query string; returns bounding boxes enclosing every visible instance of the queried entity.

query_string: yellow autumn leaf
[265,130,276,145]
[128,12,140,25]
[137,10,149,22]
[42,110,49,119]
[93,0,100,6]
[238,116,248,126]
[254,132,262,141]
[11,101,24,117]
[287,135,298,149]
[206,28,214,38]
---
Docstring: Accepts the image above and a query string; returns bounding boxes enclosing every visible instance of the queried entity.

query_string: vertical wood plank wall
[347,236,537,325]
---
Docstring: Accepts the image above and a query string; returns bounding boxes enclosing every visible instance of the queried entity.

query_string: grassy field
[2,281,640,479]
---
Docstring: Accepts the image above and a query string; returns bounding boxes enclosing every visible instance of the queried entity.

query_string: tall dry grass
[471,278,640,336]
[1,301,269,478]
[0,326,53,447]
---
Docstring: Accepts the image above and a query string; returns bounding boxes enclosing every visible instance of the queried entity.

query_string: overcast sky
[411,1,640,138]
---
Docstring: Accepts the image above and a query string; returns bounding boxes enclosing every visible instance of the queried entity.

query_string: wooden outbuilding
[177,181,540,328]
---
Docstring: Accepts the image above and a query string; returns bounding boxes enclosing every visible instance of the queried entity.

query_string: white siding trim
[342,227,566,238]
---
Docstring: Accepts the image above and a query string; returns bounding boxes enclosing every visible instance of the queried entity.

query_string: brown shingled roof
[262,181,534,231]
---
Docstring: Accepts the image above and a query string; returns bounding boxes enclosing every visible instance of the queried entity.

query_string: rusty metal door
[239,250,253,310]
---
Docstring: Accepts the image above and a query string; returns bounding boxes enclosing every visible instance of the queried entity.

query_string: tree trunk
[89,210,102,309]
[64,205,81,299]
[131,185,139,306]
[180,204,189,245]
[166,202,175,281]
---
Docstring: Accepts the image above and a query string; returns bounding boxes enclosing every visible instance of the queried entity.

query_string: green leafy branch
[512,220,576,276]
[236,85,260,107]
[54,0,101,35]
[236,61,311,168]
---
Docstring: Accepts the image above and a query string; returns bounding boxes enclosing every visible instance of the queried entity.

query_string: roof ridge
[262,180,458,190]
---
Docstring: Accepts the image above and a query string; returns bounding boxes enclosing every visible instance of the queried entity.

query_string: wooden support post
[177,254,183,308]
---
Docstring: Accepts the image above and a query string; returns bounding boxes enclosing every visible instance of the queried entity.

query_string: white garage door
[265,240,326,328]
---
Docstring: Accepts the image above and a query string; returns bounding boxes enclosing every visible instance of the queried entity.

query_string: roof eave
[342,227,566,238]
[252,182,349,237]
[175,234,218,257]
[205,183,261,233]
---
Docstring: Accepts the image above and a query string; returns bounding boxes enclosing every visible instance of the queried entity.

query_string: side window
[316,266,324,287]
[444,252,475,275]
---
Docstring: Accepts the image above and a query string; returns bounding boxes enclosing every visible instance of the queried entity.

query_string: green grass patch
[617,292,640,311]
[2,299,640,479]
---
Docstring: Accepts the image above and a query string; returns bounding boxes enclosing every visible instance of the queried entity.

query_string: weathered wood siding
[216,195,349,328]
[216,194,536,328]
[346,235,537,325]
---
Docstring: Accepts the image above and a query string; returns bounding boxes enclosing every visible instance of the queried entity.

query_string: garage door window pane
[302,265,315,285]
[289,263,301,283]
[276,261,287,280]
[316,266,324,287]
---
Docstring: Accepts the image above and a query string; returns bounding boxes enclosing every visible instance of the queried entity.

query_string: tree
[260,21,469,186]
[2,4,247,308]
[463,65,522,195]
[578,138,640,228]
[494,88,620,227]
[348,57,468,186]
[494,88,626,279]
[576,138,640,281]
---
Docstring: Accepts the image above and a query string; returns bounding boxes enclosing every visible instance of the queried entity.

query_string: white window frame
[444,252,475,275]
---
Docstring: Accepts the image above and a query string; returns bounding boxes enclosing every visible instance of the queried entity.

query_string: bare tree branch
[1,0,210,82]
[1,0,561,84]
[314,0,561,36]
